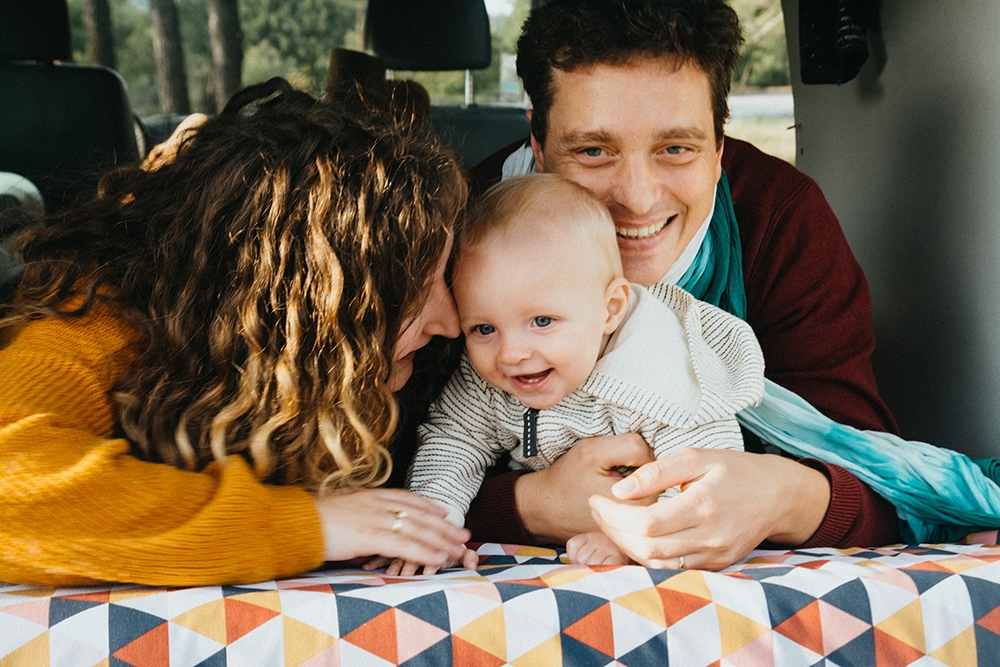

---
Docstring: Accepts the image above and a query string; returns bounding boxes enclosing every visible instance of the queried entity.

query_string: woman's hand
[313,488,471,568]
[514,433,656,544]
[589,448,832,570]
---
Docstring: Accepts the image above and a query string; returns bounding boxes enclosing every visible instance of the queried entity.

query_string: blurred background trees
[66,0,789,116]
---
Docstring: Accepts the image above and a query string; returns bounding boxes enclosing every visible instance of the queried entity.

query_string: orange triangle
[773,600,824,656]
[874,627,924,666]
[563,602,614,658]
[657,589,712,626]
[61,591,112,604]
[111,623,170,667]
[224,598,281,643]
[976,604,1000,635]
[451,636,507,667]
[343,609,397,664]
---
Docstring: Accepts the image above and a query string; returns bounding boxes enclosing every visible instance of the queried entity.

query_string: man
[465,0,900,570]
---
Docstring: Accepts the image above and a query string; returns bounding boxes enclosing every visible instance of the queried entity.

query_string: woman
[0,79,475,586]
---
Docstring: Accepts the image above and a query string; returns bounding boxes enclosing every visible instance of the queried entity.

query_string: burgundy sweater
[409,136,901,549]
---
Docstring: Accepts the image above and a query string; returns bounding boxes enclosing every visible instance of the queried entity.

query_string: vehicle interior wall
[781,0,1000,458]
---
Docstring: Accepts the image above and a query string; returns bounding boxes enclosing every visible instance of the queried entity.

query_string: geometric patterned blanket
[2,533,999,666]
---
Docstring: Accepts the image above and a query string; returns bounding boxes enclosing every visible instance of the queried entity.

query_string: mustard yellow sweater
[0,302,324,586]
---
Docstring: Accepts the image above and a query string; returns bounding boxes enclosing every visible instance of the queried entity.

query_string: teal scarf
[678,171,1000,543]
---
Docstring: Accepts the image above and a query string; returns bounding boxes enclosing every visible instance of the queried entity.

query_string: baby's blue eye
[533,316,552,327]
[473,324,496,335]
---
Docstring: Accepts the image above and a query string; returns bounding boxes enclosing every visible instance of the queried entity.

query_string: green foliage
[731,0,790,89]
[239,0,364,96]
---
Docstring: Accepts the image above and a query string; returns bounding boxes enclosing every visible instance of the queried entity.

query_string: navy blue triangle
[616,631,668,666]
[110,658,134,667]
[397,590,451,633]
[903,568,954,594]
[819,579,872,624]
[760,582,818,627]
[976,624,1000,654]
[49,597,104,627]
[552,589,611,630]
[108,604,169,653]
[337,595,392,636]
[961,574,1000,621]
[399,636,452,667]
[560,633,614,665]
[221,585,263,598]
[645,568,683,586]
[826,627,875,666]
[495,582,546,602]
[193,648,228,667]
[736,566,796,581]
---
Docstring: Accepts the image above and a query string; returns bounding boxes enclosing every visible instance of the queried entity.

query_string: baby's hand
[566,531,634,566]
[363,547,479,576]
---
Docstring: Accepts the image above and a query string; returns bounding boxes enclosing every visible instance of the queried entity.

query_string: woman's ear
[603,277,631,334]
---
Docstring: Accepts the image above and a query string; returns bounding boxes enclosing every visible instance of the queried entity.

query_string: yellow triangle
[2,588,56,598]
[453,605,507,662]
[0,631,48,666]
[612,588,666,627]
[937,558,987,574]
[510,634,562,667]
[283,616,338,666]
[716,604,770,657]
[930,626,977,667]
[514,546,560,558]
[227,589,282,613]
[540,568,594,588]
[875,599,925,653]
[109,587,168,603]
[172,598,228,644]
[655,570,712,600]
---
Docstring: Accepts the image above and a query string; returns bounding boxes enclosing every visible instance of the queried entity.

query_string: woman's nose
[424,279,461,339]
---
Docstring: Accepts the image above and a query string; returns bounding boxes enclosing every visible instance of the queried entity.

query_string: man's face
[531,58,723,287]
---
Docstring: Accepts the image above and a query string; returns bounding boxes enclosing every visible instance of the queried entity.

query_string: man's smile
[615,215,675,240]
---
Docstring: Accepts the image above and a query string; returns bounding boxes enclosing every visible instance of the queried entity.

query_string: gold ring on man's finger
[390,510,408,533]
[678,555,686,570]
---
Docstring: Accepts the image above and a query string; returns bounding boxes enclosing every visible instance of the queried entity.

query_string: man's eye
[666,145,688,155]
[581,147,603,157]
[533,316,552,327]
[472,324,495,335]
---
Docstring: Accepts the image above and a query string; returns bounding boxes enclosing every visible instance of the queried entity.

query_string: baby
[403,173,764,573]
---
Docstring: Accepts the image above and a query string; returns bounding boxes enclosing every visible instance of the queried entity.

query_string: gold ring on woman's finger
[390,510,408,533]
[678,555,686,570]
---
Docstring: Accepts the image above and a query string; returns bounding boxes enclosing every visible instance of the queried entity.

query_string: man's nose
[610,155,661,217]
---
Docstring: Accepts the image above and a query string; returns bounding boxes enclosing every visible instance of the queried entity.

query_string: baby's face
[453,233,620,410]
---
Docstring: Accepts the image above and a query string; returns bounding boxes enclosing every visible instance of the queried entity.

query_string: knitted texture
[0,302,324,586]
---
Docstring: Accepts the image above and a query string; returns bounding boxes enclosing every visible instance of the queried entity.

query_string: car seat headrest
[0,0,72,63]
[365,0,491,71]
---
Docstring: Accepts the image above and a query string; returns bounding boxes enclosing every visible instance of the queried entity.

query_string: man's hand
[515,433,656,544]
[589,448,831,570]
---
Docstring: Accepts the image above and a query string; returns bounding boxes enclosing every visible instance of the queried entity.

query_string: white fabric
[408,283,765,522]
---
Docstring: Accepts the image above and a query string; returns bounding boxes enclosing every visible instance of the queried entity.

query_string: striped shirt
[409,283,765,523]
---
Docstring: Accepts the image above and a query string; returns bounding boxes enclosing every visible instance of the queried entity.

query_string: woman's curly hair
[5,79,467,492]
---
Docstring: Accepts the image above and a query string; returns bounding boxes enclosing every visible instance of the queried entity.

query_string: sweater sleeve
[0,306,324,587]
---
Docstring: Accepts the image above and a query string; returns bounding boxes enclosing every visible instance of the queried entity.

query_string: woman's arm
[0,306,468,586]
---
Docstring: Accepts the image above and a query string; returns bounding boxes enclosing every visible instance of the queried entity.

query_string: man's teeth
[616,220,668,239]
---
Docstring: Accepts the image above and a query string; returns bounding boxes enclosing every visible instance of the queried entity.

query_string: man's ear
[714,135,724,183]
[527,109,546,172]
[604,277,631,334]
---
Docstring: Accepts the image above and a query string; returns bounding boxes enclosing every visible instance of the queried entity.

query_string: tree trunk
[81,0,116,69]
[149,0,191,115]
[207,0,243,112]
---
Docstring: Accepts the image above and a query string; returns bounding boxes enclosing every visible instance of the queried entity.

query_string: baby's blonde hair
[459,173,623,282]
